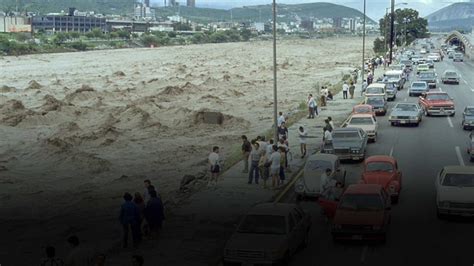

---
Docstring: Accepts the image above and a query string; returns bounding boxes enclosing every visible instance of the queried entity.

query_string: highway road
[286,48,474,266]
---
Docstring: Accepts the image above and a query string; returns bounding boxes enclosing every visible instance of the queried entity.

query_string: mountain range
[1,1,375,25]
[426,2,474,32]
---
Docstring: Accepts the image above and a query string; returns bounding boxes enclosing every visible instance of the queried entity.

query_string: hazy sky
[151,0,469,20]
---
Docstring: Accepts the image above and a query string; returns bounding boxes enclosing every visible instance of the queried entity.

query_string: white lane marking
[438,87,443,92]
[455,146,465,166]
[463,79,468,85]
[360,245,368,263]
[389,146,394,157]
[447,116,454,128]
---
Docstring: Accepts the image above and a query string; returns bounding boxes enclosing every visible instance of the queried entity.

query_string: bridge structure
[445,30,474,59]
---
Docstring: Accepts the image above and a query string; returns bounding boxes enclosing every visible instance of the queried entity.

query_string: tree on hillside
[379,8,429,48]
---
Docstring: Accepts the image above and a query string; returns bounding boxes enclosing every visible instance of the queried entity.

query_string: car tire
[450,113,455,117]
[415,122,420,127]
[463,125,467,130]
[390,122,395,126]
[409,93,412,97]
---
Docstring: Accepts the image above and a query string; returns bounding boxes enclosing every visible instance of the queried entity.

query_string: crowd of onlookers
[39,180,165,266]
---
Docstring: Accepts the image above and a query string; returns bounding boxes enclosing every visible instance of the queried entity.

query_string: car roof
[443,70,457,73]
[367,83,385,88]
[412,81,427,84]
[442,166,474,174]
[385,70,402,74]
[351,113,375,118]
[355,104,372,108]
[365,155,396,164]
[344,184,383,194]
[426,91,448,95]
[248,203,298,216]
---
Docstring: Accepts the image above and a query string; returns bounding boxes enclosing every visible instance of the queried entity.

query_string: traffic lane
[367,83,474,265]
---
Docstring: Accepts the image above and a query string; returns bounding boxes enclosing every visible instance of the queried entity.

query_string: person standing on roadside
[307,94,316,118]
[277,111,286,127]
[119,193,141,249]
[133,192,145,232]
[278,122,289,140]
[208,146,221,186]
[327,117,335,130]
[279,146,286,186]
[342,81,349,99]
[270,145,281,189]
[298,126,308,158]
[248,141,261,184]
[349,81,355,99]
[40,246,64,266]
[142,179,155,203]
[361,79,368,96]
[241,135,251,173]
[144,189,165,239]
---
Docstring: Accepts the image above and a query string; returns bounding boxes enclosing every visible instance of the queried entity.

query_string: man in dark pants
[248,142,261,184]
[144,190,165,239]
[119,192,141,248]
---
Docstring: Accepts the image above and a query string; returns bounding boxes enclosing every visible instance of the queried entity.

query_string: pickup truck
[419,92,455,117]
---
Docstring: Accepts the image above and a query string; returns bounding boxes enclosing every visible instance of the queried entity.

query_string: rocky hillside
[427,2,474,31]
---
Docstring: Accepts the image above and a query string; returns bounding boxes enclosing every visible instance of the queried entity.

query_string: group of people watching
[119,180,165,249]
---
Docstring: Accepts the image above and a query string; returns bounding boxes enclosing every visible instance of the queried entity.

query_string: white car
[364,83,387,100]
[428,53,440,62]
[420,49,427,54]
[436,166,474,219]
[344,113,378,142]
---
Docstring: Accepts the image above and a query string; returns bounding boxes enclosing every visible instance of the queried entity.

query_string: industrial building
[31,9,107,33]
[0,15,31,33]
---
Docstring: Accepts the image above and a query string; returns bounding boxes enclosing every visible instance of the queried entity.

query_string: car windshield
[426,94,450,101]
[442,174,474,187]
[395,104,418,111]
[366,87,383,94]
[339,194,384,211]
[465,108,474,115]
[306,160,332,171]
[238,215,286,235]
[386,83,396,90]
[419,72,435,78]
[400,60,411,65]
[412,83,426,88]
[366,98,384,105]
[333,132,360,139]
[349,117,374,125]
[366,162,394,172]
[445,72,457,77]
[418,64,428,68]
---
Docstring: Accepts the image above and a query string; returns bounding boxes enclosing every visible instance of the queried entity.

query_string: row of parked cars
[222,44,473,266]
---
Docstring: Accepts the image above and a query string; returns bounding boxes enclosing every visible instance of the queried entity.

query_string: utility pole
[361,0,366,91]
[272,0,278,142]
[389,0,395,64]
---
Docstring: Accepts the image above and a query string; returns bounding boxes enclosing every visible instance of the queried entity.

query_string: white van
[384,70,405,90]
[364,83,387,100]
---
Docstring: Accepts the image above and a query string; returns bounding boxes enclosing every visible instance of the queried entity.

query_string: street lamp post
[272,0,278,142]
[361,0,366,92]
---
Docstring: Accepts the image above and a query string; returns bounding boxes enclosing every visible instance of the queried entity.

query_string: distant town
[1,0,378,36]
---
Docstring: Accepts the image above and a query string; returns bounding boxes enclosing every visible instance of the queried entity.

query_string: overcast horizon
[151,0,471,20]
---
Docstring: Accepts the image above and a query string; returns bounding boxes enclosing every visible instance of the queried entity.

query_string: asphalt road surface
[286,49,474,266]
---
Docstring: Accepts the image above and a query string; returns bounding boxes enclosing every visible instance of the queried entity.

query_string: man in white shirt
[208,146,221,186]
[324,128,333,145]
[342,81,349,99]
[277,112,286,127]
[307,94,316,118]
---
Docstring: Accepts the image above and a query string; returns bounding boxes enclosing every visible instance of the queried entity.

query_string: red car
[361,156,402,203]
[319,184,391,243]
[352,104,375,116]
[418,92,455,117]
